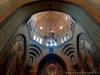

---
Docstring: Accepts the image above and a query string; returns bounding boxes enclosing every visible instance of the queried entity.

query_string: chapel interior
[0,0,100,75]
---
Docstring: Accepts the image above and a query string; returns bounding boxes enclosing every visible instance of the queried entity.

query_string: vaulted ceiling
[0,0,100,23]
[32,11,72,37]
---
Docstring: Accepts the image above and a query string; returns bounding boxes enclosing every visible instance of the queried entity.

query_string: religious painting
[77,33,100,72]
[0,34,26,75]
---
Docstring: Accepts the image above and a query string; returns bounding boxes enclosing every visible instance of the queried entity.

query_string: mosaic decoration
[77,33,100,72]
[0,34,26,75]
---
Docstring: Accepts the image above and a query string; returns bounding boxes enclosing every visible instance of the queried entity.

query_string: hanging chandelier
[44,29,57,47]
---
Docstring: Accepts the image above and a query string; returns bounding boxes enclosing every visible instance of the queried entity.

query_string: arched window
[28,56,34,65]
[61,38,64,44]
[33,35,36,40]
[70,55,76,65]
[64,36,67,42]
[39,38,42,44]
[36,37,39,42]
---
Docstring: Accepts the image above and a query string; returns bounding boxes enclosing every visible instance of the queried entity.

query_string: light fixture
[54,42,57,46]
[66,16,68,20]
[35,17,37,21]
[60,26,63,30]
[44,32,57,47]
[40,26,43,30]
[46,43,49,46]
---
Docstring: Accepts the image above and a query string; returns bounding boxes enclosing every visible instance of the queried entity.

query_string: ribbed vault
[32,11,72,38]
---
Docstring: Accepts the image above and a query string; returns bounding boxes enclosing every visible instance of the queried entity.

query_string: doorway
[37,53,67,75]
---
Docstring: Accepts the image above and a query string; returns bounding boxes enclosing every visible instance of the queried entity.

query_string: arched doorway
[37,53,67,75]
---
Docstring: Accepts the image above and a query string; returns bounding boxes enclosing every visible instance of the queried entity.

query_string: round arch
[37,53,67,75]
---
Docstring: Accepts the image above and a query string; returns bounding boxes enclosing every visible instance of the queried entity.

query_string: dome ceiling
[32,11,72,38]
